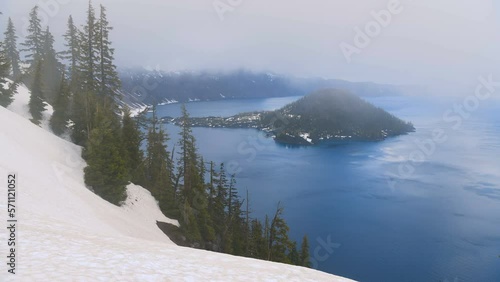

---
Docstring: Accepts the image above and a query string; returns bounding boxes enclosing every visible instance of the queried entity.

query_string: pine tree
[71,1,100,145]
[229,193,246,256]
[145,107,176,216]
[61,15,81,89]
[267,202,292,263]
[174,105,216,247]
[78,0,99,93]
[196,157,216,247]
[71,87,97,145]
[122,106,145,185]
[248,219,267,259]
[207,161,218,213]
[0,40,17,107]
[50,72,71,136]
[3,18,21,79]
[212,163,229,250]
[288,241,300,265]
[181,199,202,243]
[299,235,312,268]
[28,61,46,125]
[40,27,62,103]
[20,6,44,68]
[96,4,120,97]
[177,104,196,201]
[83,103,128,205]
[244,189,251,255]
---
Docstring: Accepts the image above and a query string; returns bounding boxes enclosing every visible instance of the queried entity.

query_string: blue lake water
[157,95,500,282]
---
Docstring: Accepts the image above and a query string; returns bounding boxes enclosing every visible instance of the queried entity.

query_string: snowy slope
[0,87,354,281]
[6,81,54,131]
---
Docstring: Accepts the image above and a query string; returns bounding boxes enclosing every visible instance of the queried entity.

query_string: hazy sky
[2,0,500,93]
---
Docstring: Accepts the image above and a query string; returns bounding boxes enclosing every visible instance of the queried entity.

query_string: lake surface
[157,95,500,282]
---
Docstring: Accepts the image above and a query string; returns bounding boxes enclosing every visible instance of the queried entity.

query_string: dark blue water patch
[157,96,500,282]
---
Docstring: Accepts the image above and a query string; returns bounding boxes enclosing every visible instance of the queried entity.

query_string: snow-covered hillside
[6,80,54,132]
[0,85,354,281]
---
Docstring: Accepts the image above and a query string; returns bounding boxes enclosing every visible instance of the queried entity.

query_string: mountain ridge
[119,68,417,108]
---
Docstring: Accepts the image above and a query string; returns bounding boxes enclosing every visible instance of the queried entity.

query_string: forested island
[165,89,415,145]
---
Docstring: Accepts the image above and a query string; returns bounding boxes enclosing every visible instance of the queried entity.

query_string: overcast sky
[2,0,500,94]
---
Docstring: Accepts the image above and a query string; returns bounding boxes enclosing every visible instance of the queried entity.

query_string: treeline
[134,106,311,265]
[0,3,311,267]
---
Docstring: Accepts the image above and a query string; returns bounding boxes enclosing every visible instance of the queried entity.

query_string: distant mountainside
[169,89,415,145]
[119,68,409,107]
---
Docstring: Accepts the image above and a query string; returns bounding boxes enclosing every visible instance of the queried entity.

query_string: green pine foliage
[267,203,292,263]
[71,89,97,146]
[176,104,215,246]
[61,15,81,90]
[121,106,145,185]
[144,107,177,215]
[78,1,100,93]
[3,18,21,79]
[20,6,44,68]
[248,219,267,259]
[0,40,17,107]
[300,235,312,267]
[28,61,46,125]
[288,241,300,265]
[40,27,62,104]
[50,73,71,136]
[83,103,128,205]
[97,5,120,97]
[70,1,100,145]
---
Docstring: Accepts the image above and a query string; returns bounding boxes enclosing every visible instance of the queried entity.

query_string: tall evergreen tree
[50,72,71,135]
[175,105,214,246]
[96,5,120,97]
[20,6,44,68]
[145,107,176,215]
[299,235,311,268]
[71,87,97,145]
[267,202,292,263]
[248,219,267,259]
[288,241,300,265]
[71,1,99,145]
[84,103,128,205]
[28,61,46,125]
[40,27,62,103]
[78,0,99,93]
[207,161,218,213]
[196,158,216,247]
[229,190,245,255]
[61,15,81,89]
[3,18,21,79]
[0,40,16,107]
[177,104,196,200]
[122,106,145,185]
[212,163,229,250]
